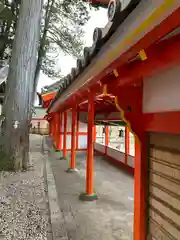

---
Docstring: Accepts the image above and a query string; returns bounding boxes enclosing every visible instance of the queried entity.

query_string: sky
[37,7,107,92]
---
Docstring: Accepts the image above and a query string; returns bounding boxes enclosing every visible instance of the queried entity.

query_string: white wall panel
[107,147,125,163]
[94,142,105,154]
[143,66,180,113]
[78,136,87,149]
[79,121,87,132]
[66,135,71,149]
[127,155,134,168]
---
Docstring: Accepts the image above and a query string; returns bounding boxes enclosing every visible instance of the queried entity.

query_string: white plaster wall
[94,142,134,168]
[79,121,87,132]
[66,135,71,149]
[127,155,135,168]
[61,113,87,149]
[107,147,125,163]
[94,142,105,154]
[143,66,180,113]
[78,136,87,149]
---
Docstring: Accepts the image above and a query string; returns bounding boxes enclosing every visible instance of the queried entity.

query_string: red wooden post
[54,113,59,147]
[49,120,52,136]
[105,125,109,154]
[125,126,130,164]
[79,91,98,201]
[93,125,96,142]
[67,107,77,172]
[87,91,94,195]
[59,113,62,150]
[52,117,55,140]
[76,111,79,150]
[63,112,67,158]
[134,135,147,240]
[51,119,53,137]
[56,113,62,151]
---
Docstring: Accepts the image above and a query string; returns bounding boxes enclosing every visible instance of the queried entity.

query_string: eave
[48,1,180,113]
[38,91,56,108]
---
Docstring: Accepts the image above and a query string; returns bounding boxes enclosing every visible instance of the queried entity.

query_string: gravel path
[0,135,52,240]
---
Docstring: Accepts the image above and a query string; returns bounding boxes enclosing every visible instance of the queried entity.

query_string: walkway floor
[49,145,134,239]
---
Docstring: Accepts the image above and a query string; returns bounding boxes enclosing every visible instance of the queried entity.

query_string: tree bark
[0,0,43,171]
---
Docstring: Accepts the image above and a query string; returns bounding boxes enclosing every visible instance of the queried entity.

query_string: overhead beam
[49,4,180,113]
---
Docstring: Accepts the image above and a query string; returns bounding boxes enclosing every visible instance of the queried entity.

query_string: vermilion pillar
[79,91,98,201]
[54,113,58,147]
[93,125,96,142]
[125,126,130,165]
[134,135,147,240]
[49,120,52,136]
[51,119,53,137]
[63,112,67,159]
[56,113,62,151]
[52,117,55,140]
[105,125,109,154]
[67,108,78,172]
[76,112,79,150]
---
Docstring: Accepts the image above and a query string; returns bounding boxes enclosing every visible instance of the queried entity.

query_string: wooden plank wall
[147,132,180,240]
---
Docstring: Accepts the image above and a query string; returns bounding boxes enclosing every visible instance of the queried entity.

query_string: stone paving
[49,144,134,240]
[0,135,52,240]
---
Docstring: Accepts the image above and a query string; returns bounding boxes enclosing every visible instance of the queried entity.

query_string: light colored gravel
[0,135,52,240]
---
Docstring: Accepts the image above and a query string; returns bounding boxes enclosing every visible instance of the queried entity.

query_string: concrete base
[79,192,98,202]
[66,168,78,173]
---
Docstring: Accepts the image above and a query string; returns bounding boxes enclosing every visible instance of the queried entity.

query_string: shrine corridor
[48,142,134,240]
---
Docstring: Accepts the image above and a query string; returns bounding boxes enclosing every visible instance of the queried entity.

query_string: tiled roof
[48,0,142,110]
[41,79,63,94]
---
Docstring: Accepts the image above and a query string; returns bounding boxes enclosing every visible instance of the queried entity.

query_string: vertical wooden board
[149,185,180,212]
[147,133,180,240]
[149,172,180,197]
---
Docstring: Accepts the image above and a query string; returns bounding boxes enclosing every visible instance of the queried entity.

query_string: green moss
[0,151,15,171]
[55,149,61,152]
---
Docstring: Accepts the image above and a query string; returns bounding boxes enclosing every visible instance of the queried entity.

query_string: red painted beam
[105,6,180,75]
[106,33,180,92]
[54,30,180,113]
[61,7,180,111]
[144,112,180,134]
